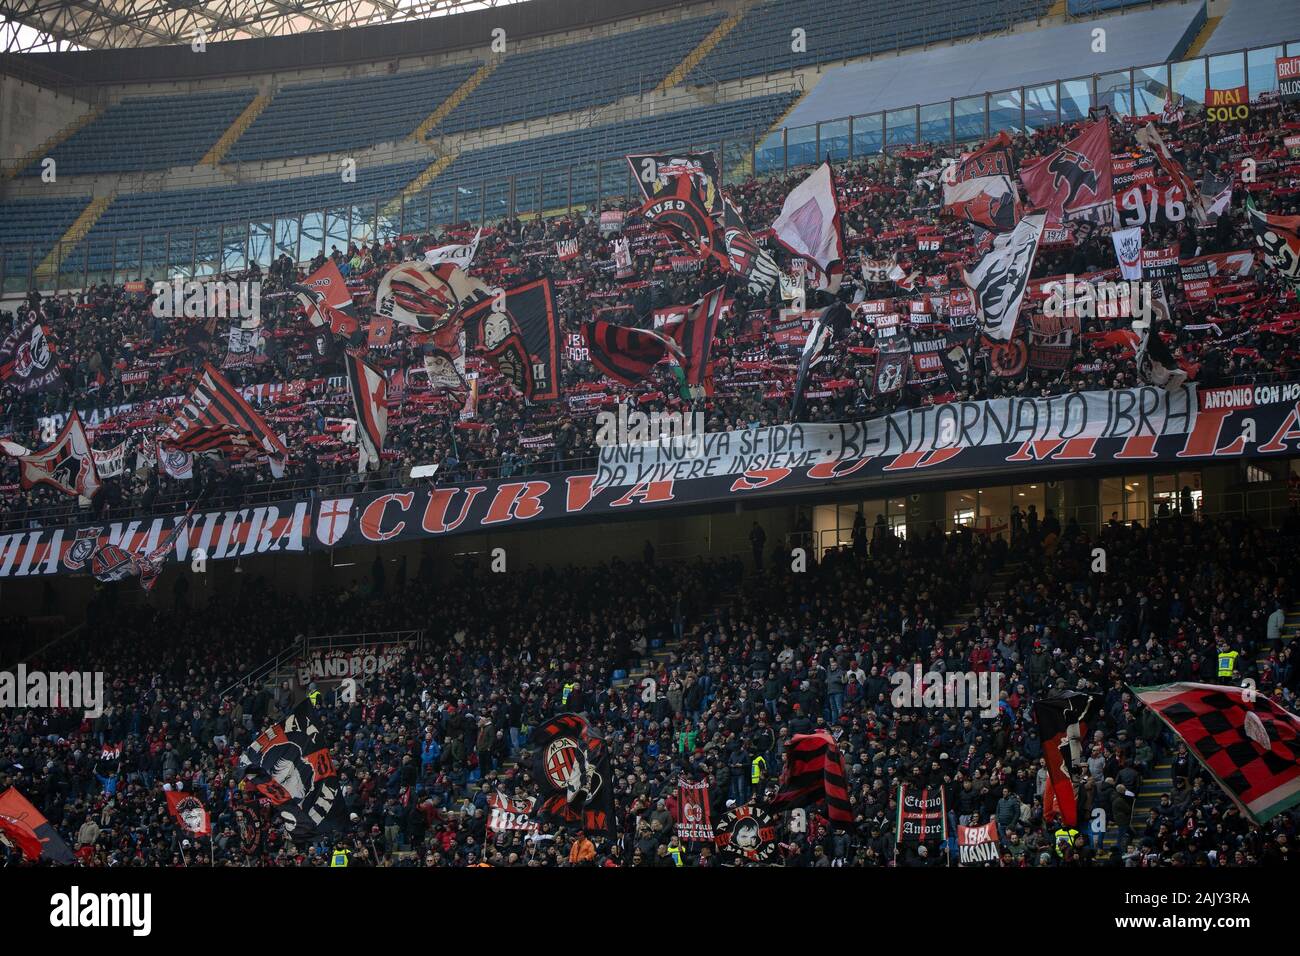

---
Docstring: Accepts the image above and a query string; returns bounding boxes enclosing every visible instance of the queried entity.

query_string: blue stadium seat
[431,15,725,135]
[227,62,481,163]
[687,0,1055,86]
[22,90,256,176]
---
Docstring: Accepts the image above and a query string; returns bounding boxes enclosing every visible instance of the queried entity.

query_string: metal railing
[217,628,423,699]
[4,32,1297,295]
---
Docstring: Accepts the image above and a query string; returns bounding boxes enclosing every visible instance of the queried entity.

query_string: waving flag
[940,132,1019,232]
[160,362,288,475]
[721,196,778,295]
[0,310,63,395]
[1135,123,1207,223]
[666,286,726,392]
[0,787,75,864]
[531,712,616,838]
[166,791,212,837]
[772,162,844,289]
[423,227,481,270]
[1133,683,1300,823]
[769,730,853,827]
[344,355,388,473]
[963,213,1045,341]
[583,320,680,386]
[627,151,723,218]
[238,700,345,842]
[290,260,362,347]
[1246,196,1300,280]
[1034,690,1101,828]
[376,260,491,333]
[461,278,561,401]
[1,409,99,500]
[1019,120,1114,224]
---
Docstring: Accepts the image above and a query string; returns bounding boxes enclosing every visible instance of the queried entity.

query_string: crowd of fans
[2,508,1297,867]
[2,93,1298,530]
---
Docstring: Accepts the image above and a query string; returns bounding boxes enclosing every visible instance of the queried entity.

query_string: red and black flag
[1135,123,1207,223]
[165,790,212,837]
[666,286,726,391]
[291,260,363,347]
[769,730,853,827]
[674,778,713,842]
[132,500,201,593]
[1246,196,1300,281]
[1,409,100,500]
[1033,690,1101,828]
[160,361,288,474]
[1132,682,1300,823]
[0,786,75,864]
[1019,120,1114,224]
[720,196,778,295]
[627,151,723,218]
[531,712,616,838]
[583,320,680,386]
[376,260,491,333]
[238,700,345,842]
[0,309,63,395]
[461,278,561,402]
[344,354,388,473]
[633,162,724,264]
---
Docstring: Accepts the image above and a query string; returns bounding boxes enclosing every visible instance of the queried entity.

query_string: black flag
[531,712,616,838]
[238,700,346,842]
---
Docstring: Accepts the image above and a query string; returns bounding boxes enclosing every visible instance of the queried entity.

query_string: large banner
[4,383,1300,580]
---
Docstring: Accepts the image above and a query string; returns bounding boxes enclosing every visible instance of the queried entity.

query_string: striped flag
[1,409,100,500]
[160,362,287,474]
[583,320,681,386]
[666,286,725,392]
[344,354,388,473]
[769,730,853,827]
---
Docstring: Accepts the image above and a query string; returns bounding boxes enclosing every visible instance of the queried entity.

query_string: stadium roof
[0,0,535,52]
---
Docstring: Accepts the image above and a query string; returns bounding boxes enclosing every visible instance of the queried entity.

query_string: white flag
[423,228,481,271]
[772,162,843,275]
[1111,226,1143,280]
[962,213,1045,341]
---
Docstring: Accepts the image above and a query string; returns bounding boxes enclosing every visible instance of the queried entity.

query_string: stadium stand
[685,0,1056,86]
[1199,0,1300,56]
[42,92,797,271]
[1,512,1297,867]
[21,89,257,176]
[2,0,1300,887]
[226,63,481,163]
[429,14,728,135]
[0,195,91,279]
[776,4,1207,131]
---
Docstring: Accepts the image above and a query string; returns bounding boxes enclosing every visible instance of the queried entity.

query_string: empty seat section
[23,90,256,176]
[432,15,725,135]
[226,62,481,163]
[0,196,91,281]
[687,0,1055,86]
[423,92,799,212]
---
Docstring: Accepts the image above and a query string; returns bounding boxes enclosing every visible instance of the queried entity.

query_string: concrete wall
[0,75,91,166]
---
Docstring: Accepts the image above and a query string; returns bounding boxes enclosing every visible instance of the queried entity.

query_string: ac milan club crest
[714,805,778,864]
[531,713,615,837]
[64,526,105,571]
